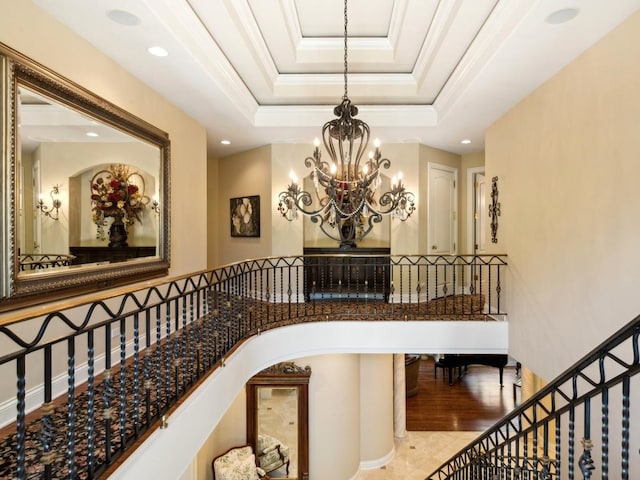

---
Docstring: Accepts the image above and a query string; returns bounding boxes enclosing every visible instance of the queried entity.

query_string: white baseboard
[359,445,396,471]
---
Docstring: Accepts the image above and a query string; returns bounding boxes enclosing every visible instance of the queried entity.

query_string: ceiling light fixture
[148,46,168,57]
[107,10,141,26]
[220,140,231,145]
[461,139,471,144]
[277,0,415,248]
[546,8,580,25]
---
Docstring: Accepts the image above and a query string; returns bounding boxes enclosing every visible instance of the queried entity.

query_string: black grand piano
[435,354,509,386]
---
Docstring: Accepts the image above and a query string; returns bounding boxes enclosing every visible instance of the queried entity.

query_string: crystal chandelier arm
[278,184,332,221]
[376,186,416,220]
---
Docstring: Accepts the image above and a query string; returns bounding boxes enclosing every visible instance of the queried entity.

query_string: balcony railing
[0,254,506,479]
[426,313,640,480]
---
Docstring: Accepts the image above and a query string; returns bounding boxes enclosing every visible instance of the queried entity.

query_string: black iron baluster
[191,291,200,381]
[532,404,538,473]
[568,405,575,480]
[555,414,562,479]
[40,345,55,480]
[144,347,152,427]
[165,302,172,406]
[173,311,181,399]
[522,427,528,480]
[578,396,595,478]
[66,337,76,478]
[155,305,163,417]
[119,318,127,450]
[86,332,96,476]
[133,313,141,436]
[15,355,26,480]
[180,295,188,393]
[601,386,609,479]
[103,326,113,466]
[621,375,630,480]
[540,421,551,480]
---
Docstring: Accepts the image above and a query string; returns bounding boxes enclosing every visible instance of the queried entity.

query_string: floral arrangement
[91,164,145,240]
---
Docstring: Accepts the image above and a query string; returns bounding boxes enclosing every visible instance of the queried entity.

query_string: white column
[359,354,394,468]
[393,353,407,438]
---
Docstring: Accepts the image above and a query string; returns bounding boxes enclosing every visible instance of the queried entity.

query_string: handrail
[426,313,640,479]
[0,254,507,479]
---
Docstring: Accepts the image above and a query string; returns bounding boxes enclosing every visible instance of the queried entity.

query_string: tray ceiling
[31,0,640,157]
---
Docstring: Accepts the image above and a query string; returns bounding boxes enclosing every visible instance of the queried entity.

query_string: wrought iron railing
[426,313,640,480]
[0,254,506,479]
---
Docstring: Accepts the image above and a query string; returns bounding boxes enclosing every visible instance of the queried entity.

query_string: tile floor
[357,431,481,480]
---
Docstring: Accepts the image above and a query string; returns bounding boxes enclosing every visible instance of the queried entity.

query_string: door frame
[466,166,485,254]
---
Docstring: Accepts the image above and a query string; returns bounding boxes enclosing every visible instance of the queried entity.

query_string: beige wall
[1,0,208,287]
[198,354,395,479]
[207,156,220,268]
[486,9,640,380]
[196,389,247,480]
[217,146,272,266]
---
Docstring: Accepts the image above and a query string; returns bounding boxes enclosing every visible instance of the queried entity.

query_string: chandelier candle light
[277,0,415,247]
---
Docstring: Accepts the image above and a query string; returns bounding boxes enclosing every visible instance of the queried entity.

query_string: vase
[108,214,128,247]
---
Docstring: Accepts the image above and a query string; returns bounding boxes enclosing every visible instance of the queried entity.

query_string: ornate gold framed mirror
[246,362,311,480]
[0,42,170,309]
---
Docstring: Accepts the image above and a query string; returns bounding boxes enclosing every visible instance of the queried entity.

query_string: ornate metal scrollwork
[259,361,311,375]
[488,176,501,243]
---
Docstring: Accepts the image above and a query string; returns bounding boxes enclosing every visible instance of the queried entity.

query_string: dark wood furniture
[303,246,390,301]
[434,354,509,386]
[69,246,156,265]
[405,354,421,397]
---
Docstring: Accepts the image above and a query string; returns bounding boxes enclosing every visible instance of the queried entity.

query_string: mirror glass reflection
[256,386,298,478]
[16,86,161,275]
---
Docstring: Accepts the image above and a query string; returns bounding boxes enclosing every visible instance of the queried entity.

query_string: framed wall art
[230,195,260,237]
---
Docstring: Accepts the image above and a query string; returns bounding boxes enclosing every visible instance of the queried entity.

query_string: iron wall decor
[230,195,260,237]
[488,176,501,243]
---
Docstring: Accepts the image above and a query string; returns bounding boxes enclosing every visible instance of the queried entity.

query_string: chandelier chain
[343,0,348,100]
[277,0,416,247]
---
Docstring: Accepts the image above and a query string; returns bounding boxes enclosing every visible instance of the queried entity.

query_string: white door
[428,163,457,254]
[428,163,457,297]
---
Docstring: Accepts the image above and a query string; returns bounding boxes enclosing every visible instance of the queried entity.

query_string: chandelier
[277,0,415,248]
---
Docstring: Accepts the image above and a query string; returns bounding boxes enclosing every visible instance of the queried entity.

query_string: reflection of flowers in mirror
[91,164,146,240]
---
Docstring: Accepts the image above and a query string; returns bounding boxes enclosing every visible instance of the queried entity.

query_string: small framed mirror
[0,42,170,309]
[246,362,311,480]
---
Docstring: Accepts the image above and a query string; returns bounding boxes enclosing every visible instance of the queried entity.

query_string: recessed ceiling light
[461,139,471,144]
[220,140,231,145]
[148,46,168,57]
[107,10,141,26]
[546,8,580,25]
[86,132,99,137]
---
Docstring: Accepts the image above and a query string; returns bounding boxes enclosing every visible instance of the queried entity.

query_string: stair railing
[426,313,640,480]
[0,254,506,479]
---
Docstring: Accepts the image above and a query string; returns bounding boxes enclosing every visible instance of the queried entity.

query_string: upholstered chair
[256,433,290,476]
[212,445,267,480]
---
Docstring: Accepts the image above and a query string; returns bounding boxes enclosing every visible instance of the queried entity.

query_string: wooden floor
[406,357,519,431]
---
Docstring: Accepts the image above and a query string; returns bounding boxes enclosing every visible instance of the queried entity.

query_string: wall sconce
[151,195,160,215]
[37,185,62,221]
